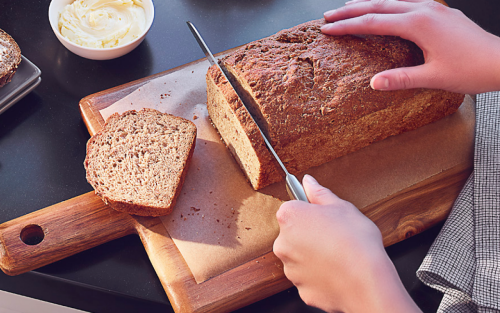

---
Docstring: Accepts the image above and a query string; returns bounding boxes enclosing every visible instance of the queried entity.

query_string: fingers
[273,230,292,263]
[322,0,445,40]
[275,200,301,227]
[345,0,371,5]
[273,202,305,264]
[324,0,413,23]
[370,64,441,90]
[302,175,342,206]
[275,175,343,228]
[322,12,411,39]
[371,66,422,90]
[343,0,432,5]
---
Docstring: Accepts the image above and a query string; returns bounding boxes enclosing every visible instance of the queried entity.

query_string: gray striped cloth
[417,92,500,313]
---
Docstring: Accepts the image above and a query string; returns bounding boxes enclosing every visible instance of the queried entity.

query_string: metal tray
[0,55,41,115]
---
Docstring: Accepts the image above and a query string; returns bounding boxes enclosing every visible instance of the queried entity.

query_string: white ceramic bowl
[48,0,154,60]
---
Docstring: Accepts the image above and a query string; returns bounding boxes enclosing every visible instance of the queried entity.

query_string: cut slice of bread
[84,109,197,217]
[0,28,21,88]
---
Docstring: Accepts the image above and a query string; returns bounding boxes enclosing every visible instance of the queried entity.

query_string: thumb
[370,64,430,91]
[302,174,341,205]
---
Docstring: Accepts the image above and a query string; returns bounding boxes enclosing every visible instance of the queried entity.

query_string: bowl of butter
[49,0,154,60]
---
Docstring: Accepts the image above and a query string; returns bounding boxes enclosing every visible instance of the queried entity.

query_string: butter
[58,0,146,49]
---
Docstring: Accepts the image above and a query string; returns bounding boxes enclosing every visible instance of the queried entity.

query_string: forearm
[314,253,421,313]
[345,253,422,313]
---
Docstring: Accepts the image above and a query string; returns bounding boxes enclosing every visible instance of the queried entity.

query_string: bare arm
[273,175,422,313]
[321,0,500,94]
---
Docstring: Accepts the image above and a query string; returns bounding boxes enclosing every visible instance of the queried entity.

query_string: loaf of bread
[206,19,465,190]
[0,28,21,88]
[84,109,197,216]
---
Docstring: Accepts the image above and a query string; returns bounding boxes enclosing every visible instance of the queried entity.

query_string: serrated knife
[187,21,309,202]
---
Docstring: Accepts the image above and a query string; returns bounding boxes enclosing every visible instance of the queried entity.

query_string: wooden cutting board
[0,57,473,313]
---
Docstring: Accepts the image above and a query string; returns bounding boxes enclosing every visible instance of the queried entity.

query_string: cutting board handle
[0,192,136,276]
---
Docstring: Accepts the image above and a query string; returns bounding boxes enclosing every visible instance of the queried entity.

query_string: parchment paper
[100,59,475,283]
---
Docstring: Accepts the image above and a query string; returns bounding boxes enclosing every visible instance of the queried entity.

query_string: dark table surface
[0,0,498,312]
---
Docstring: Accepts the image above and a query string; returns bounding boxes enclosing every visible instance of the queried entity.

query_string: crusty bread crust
[0,28,22,88]
[84,109,197,216]
[207,19,465,190]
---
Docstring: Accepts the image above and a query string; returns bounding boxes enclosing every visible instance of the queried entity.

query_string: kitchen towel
[417,91,500,313]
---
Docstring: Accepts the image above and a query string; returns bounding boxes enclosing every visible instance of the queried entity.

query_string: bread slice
[84,109,197,216]
[0,28,21,88]
[206,19,465,190]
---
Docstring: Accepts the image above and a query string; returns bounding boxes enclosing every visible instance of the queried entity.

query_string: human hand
[321,0,500,94]
[273,175,421,313]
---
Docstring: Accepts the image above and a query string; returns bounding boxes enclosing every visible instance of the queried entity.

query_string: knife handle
[285,174,309,202]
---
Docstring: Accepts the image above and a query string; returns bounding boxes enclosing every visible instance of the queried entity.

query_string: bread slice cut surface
[84,108,197,216]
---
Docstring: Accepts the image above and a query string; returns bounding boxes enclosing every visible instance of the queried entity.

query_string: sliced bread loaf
[84,109,197,216]
[0,28,21,88]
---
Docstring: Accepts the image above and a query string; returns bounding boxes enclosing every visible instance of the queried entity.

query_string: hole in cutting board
[20,224,45,245]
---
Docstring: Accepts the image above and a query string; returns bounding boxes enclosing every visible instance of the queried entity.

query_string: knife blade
[187,21,309,202]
